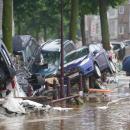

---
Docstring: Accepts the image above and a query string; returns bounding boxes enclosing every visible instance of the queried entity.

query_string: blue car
[64,46,101,78]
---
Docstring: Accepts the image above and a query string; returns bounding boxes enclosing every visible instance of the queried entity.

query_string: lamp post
[60,0,64,98]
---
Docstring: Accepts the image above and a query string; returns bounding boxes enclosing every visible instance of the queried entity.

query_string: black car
[13,37,76,77]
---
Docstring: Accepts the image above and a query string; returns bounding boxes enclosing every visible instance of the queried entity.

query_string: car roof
[41,39,74,52]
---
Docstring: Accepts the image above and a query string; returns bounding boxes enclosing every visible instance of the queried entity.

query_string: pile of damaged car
[11,35,116,98]
[0,34,118,114]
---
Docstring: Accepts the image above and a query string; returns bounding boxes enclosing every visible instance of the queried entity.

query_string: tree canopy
[13,0,127,44]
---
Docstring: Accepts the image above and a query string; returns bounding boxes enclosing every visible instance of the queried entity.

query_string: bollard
[82,75,88,93]
[52,79,57,100]
[67,77,71,97]
[79,74,83,91]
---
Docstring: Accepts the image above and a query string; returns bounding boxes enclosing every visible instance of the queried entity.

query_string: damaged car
[64,46,101,78]
[13,35,40,69]
[88,43,116,74]
[0,39,17,97]
[36,39,76,77]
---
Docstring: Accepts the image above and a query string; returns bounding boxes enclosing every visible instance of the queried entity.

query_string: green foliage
[108,0,127,8]
[79,0,99,15]
[13,0,127,42]
[13,0,61,39]
[79,0,127,16]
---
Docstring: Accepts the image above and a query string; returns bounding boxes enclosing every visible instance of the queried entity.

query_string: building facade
[85,1,130,42]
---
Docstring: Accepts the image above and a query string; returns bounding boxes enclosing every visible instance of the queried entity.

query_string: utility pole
[60,0,64,98]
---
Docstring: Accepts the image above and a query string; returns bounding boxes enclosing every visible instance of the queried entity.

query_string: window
[64,47,89,64]
[119,25,124,34]
[109,20,118,39]
[64,43,75,54]
[107,8,118,18]
[119,6,124,14]
[112,44,121,50]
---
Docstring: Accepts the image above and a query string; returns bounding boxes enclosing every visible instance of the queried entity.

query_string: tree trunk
[69,0,79,42]
[99,0,110,50]
[2,0,13,53]
[80,15,86,46]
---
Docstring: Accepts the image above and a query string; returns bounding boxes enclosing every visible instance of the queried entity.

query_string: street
[0,71,129,130]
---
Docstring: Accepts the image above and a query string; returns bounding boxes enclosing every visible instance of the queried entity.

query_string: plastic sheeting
[3,97,25,114]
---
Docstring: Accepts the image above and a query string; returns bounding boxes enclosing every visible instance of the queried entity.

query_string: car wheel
[109,60,116,74]
[94,64,101,78]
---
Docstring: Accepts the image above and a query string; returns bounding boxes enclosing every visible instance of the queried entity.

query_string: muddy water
[1,75,130,130]
[1,100,130,130]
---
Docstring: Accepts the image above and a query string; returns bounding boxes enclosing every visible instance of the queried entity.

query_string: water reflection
[1,100,130,130]
[1,78,130,130]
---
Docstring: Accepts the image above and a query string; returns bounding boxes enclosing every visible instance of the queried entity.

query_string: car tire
[94,64,101,78]
[109,60,116,74]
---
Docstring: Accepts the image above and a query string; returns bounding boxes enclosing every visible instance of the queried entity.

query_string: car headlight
[80,58,90,66]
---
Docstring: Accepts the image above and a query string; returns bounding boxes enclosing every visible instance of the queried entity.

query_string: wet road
[1,73,130,130]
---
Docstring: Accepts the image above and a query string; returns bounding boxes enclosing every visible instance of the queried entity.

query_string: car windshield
[41,51,60,67]
[65,47,89,63]
[112,43,120,50]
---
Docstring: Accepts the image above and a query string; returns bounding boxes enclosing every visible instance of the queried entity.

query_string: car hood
[64,56,86,72]
[38,65,58,77]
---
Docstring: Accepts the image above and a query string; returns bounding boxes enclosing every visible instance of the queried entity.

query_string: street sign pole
[60,0,64,98]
